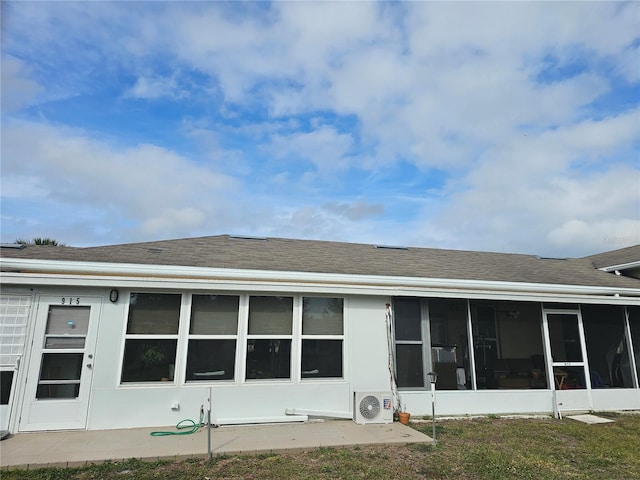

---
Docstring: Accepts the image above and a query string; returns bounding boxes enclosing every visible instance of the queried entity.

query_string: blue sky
[1,1,638,257]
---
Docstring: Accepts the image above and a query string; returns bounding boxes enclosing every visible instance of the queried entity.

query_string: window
[393,298,546,391]
[480,301,546,390]
[430,299,469,390]
[393,298,424,388]
[301,297,344,379]
[583,305,633,388]
[246,296,293,380]
[186,295,239,381]
[121,293,181,383]
[0,371,13,404]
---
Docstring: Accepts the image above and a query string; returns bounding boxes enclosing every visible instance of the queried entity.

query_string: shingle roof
[584,244,640,269]
[2,235,640,289]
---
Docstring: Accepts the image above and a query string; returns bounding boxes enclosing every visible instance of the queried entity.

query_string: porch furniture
[494,357,546,389]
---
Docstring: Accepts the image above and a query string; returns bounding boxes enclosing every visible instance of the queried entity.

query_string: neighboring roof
[2,235,640,290]
[584,244,640,269]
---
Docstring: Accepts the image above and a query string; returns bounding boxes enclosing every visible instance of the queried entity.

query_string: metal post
[431,384,436,445]
[427,372,438,445]
[207,387,212,461]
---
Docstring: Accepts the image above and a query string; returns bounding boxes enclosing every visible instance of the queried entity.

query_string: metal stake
[207,387,212,460]
[427,372,438,445]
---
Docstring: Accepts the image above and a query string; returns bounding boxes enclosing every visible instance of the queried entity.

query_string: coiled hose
[150,405,205,436]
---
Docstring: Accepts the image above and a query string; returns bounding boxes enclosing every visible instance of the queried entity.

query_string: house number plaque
[61,297,81,305]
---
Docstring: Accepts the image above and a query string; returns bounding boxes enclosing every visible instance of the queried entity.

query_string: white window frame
[184,293,240,383]
[299,296,345,382]
[244,295,294,382]
[119,292,183,385]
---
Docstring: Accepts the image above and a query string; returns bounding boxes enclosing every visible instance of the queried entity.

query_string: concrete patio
[0,420,432,470]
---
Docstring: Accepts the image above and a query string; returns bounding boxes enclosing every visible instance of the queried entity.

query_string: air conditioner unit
[353,391,394,424]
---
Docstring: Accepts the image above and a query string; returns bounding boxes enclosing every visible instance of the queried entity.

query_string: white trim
[2,259,639,304]
[599,261,640,273]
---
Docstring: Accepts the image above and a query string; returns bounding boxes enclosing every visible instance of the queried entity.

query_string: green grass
[3,414,640,479]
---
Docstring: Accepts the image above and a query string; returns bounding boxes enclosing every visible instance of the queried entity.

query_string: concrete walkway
[0,420,432,470]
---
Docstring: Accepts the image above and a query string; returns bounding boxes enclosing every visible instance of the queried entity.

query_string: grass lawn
[3,413,639,479]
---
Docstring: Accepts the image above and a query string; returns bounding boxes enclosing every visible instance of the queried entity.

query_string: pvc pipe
[285,408,351,419]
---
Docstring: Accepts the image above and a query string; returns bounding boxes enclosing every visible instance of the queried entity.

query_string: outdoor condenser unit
[353,391,394,424]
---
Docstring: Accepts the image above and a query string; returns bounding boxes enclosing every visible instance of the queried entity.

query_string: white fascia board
[599,261,640,273]
[1,258,639,304]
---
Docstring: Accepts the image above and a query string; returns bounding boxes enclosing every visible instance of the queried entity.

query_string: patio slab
[0,420,432,470]
[566,414,615,425]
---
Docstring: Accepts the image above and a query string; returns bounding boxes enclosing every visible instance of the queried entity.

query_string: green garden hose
[150,406,205,436]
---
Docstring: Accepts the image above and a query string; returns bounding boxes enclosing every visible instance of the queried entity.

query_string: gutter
[1,258,639,302]
[599,261,640,273]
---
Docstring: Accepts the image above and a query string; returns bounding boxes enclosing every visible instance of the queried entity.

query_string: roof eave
[599,261,640,273]
[1,258,639,303]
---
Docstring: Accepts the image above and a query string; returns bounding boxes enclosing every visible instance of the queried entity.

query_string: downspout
[385,303,401,412]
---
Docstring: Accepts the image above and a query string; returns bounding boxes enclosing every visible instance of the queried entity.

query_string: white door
[19,296,102,431]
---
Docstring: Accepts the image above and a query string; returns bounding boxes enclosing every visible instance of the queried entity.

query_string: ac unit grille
[359,395,381,419]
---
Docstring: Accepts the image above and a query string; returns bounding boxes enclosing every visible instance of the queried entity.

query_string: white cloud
[0,55,43,112]
[1,121,239,241]
[417,110,640,256]
[139,207,206,237]
[1,2,638,256]
[124,74,188,100]
[323,201,384,221]
[267,126,354,172]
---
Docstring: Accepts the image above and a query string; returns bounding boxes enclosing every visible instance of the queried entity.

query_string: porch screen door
[19,296,101,431]
[543,309,591,411]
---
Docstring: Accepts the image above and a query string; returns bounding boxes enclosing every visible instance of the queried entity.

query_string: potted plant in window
[136,343,168,380]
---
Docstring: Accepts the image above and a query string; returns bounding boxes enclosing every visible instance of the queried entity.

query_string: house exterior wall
[1,278,639,433]
[85,292,394,430]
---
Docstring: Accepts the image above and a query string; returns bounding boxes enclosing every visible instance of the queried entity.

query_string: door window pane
[39,353,82,380]
[186,339,236,381]
[127,293,181,334]
[36,353,83,399]
[301,339,343,378]
[44,337,86,349]
[190,295,239,335]
[246,339,291,379]
[248,297,293,335]
[36,383,80,399]
[553,366,585,390]
[45,307,90,335]
[548,314,583,362]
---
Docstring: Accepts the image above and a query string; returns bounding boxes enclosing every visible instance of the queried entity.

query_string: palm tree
[15,237,67,246]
